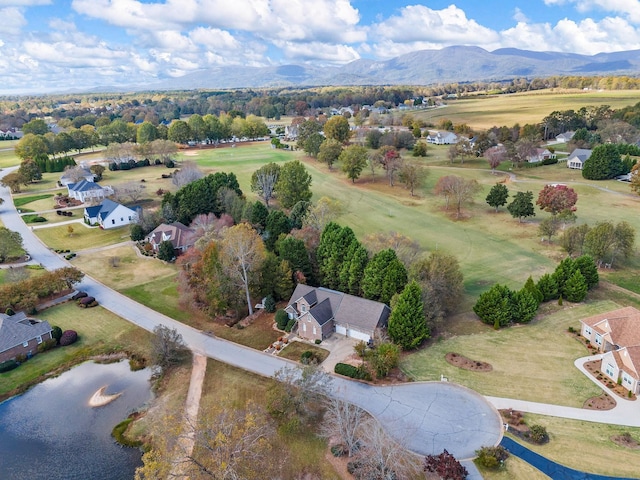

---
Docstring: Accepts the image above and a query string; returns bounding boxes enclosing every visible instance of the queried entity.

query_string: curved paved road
[0,167,503,461]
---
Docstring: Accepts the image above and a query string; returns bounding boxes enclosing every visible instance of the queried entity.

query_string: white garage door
[335,325,347,335]
[347,329,371,342]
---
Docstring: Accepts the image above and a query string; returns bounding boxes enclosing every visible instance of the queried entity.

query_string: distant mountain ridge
[151,46,640,90]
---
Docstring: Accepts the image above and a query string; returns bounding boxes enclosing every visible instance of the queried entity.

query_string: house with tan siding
[580,306,640,394]
[285,284,390,343]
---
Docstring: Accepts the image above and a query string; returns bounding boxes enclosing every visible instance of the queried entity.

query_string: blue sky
[1,0,640,93]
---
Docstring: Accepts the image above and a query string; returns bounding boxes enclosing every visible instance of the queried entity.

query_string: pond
[0,360,153,480]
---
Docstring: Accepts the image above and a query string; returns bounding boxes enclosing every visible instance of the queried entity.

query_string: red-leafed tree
[485,145,507,173]
[536,184,578,216]
[424,449,468,479]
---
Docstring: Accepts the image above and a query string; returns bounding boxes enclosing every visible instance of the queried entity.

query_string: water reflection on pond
[0,360,153,480]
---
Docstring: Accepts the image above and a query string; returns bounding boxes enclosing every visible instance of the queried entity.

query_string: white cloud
[275,40,360,63]
[500,16,640,54]
[372,5,499,44]
[0,7,27,35]
[513,7,529,23]
[541,0,640,23]
[0,0,50,5]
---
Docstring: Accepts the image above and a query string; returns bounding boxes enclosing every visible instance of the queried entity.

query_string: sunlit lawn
[0,141,19,168]
[0,302,152,398]
[34,223,130,250]
[410,89,640,130]
[278,341,330,363]
[401,300,620,406]
[121,275,190,323]
[506,413,640,478]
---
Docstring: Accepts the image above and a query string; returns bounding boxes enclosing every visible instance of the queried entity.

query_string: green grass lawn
[401,299,620,406]
[0,141,19,168]
[0,302,152,399]
[506,413,640,478]
[278,341,330,363]
[34,223,130,250]
[13,193,54,208]
[121,275,190,322]
[410,89,640,130]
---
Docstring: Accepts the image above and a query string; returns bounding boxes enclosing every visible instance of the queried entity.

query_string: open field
[34,223,130,250]
[0,302,152,398]
[411,89,640,130]
[121,275,191,323]
[400,299,618,406]
[0,141,19,168]
[508,413,640,478]
[197,359,341,479]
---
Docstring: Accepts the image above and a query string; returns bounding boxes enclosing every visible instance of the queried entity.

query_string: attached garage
[335,325,347,336]
[346,328,372,342]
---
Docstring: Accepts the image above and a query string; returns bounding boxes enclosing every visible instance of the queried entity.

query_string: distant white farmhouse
[67,180,113,203]
[567,149,592,170]
[84,199,139,229]
[60,167,95,187]
[426,130,458,145]
[555,131,575,143]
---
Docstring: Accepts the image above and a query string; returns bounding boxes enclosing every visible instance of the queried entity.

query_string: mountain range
[150,46,640,91]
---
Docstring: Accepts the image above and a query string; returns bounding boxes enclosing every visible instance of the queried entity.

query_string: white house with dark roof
[567,148,592,170]
[67,179,113,203]
[426,130,458,145]
[581,306,640,395]
[0,312,53,363]
[84,199,139,229]
[555,131,575,143]
[60,167,95,186]
[285,284,390,343]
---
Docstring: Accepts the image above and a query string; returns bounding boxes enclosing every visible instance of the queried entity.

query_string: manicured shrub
[284,318,296,333]
[301,350,316,364]
[5,307,15,316]
[59,330,78,346]
[527,424,549,444]
[37,338,57,353]
[315,339,322,344]
[15,353,27,363]
[334,362,371,380]
[51,326,63,344]
[275,309,289,330]
[475,446,509,469]
[0,359,18,373]
[263,295,276,313]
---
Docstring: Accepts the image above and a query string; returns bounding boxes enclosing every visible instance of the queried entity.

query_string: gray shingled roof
[310,298,334,326]
[0,312,52,353]
[287,284,389,335]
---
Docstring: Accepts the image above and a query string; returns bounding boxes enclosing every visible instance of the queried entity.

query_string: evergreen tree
[275,160,312,208]
[388,281,428,349]
[260,253,294,301]
[275,235,313,283]
[553,257,577,296]
[247,200,269,232]
[361,249,408,305]
[347,244,369,295]
[316,223,358,289]
[486,183,509,212]
[574,254,599,290]
[563,270,588,303]
[473,284,513,329]
[264,210,292,251]
[512,288,539,323]
[157,240,175,262]
[582,143,624,180]
[523,276,543,305]
[536,273,559,302]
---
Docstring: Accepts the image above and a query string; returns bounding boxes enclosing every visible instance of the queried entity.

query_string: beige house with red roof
[580,306,640,394]
[146,222,194,254]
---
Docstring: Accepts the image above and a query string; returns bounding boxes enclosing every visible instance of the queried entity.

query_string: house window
[313,326,316,335]
[120,217,124,222]
[605,363,615,378]
[595,334,602,346]
[301,304,307,312]
[112,219,115,224]
[37,335,43,344]
[584,326,592,336]
[302,324,306,332]
[23,341,29,347]
[623,374,632,385]
[288,312,293,320]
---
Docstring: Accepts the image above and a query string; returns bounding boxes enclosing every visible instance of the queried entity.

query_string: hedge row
[334,362,371,380]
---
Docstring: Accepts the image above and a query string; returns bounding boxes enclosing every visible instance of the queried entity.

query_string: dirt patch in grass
[611,433,640,449]
[445,352,492,372]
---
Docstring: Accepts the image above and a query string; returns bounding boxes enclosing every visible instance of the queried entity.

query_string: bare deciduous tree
[219,223,266,315]
[363,231,421,267]
[303,196,345,232]
[321,398,366,457]
[172,161,204,188]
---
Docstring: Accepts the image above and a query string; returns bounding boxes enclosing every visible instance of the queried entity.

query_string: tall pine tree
[388,281,428,349]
